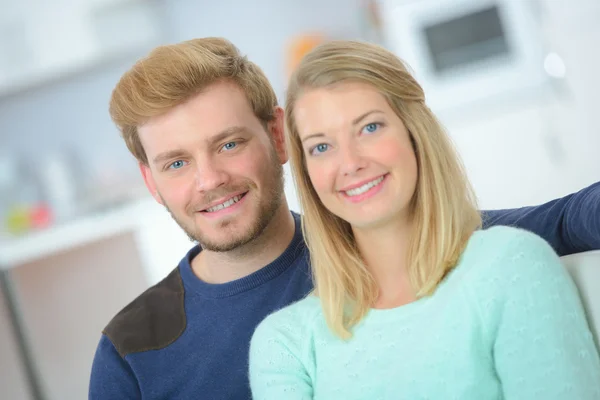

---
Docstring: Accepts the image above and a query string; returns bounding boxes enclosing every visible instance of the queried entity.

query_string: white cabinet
[0,0,165,97]
[0,232,151,400]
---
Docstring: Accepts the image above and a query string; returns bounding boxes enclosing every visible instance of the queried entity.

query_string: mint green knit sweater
[249,227,600,399]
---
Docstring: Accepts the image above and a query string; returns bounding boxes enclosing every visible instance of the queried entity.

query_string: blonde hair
[285,40,481,339]
[109,37,278,164]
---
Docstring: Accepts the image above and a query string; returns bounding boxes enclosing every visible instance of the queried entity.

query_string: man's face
[138,80,287,252]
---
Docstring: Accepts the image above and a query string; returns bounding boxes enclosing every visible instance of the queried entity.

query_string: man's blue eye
[363,123,380,134]
[222,142,237,151]
[311,143,329,155]
[169,160,185,169]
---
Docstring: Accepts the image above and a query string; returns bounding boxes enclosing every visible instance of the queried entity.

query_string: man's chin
[171,196,279,252]
[192,221,257,251]
[197,233,254,252]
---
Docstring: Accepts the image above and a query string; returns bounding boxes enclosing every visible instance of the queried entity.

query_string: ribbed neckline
[179,212,305,299]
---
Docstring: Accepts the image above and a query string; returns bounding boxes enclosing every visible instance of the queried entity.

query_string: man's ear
[268,106,288,164]
[139,162,163,205]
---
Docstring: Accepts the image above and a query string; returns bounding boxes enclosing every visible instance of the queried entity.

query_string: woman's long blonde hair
[285,40,482,339]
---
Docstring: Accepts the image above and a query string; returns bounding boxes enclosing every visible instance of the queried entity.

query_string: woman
[249,40,600,399]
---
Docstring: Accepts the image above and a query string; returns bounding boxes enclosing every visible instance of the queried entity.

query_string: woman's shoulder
[471,225,553,251]
[266,295,322,324]
[463,225,559,270]
[251,295,322,349]
[459,225,569,301]
[248,296,324,391]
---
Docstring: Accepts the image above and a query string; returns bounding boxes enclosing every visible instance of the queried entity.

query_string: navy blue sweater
[89,182,600,399]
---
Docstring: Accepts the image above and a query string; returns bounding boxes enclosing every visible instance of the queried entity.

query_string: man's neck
[191,204,295,284]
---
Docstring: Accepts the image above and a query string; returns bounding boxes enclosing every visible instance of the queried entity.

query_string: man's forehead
[141,101,258,137]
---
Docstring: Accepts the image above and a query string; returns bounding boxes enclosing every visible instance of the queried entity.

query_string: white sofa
[561,250,600,347]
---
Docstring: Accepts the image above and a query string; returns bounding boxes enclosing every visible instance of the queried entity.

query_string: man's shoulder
[103,267,186,358]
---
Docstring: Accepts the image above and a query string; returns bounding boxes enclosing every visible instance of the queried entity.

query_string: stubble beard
[162,152,285,253]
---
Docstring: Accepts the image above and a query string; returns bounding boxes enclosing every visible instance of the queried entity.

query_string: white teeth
[344,176,384,197]
[205,195,243,212]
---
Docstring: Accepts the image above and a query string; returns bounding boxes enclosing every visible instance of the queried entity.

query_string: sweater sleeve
[249,304,315,400]
[89,335,141,400]
[475,229,600,399]
[481,181,600,256]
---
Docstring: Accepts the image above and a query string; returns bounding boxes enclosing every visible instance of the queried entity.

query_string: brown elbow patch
[103,268,186,358]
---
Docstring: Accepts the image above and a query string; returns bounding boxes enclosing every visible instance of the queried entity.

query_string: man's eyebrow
[208,126,249,145]
[153,150,187,166]
[152,126,251,165]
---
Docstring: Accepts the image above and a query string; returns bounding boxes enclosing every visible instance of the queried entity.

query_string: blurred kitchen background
[0,0,598,398]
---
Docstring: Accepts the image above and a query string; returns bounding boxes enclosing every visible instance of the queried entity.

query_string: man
[89,37,600,399]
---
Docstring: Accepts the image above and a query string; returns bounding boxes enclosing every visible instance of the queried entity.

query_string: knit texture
[249,226,600,399]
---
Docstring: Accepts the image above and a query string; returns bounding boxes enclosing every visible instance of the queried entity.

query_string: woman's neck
[353,217,416,309]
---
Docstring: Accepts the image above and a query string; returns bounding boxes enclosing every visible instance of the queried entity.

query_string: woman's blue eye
[362,123,380,134]
[311,143,329,155]
[169,160,185,170]
[222,142,237,151]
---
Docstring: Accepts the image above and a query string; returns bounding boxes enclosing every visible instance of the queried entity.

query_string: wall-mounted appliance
[379,0,549,113]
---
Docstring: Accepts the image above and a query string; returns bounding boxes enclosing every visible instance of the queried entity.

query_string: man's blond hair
[109,37,278,164]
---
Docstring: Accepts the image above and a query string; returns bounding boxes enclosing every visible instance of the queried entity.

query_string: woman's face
[294,81,418,231]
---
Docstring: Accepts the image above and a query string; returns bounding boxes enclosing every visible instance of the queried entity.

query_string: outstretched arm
[481,181,600,256]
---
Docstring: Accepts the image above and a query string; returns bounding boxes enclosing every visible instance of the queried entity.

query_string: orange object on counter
[286,34,325,79]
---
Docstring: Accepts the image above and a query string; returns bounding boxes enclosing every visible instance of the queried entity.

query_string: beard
[161,149,285,253]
